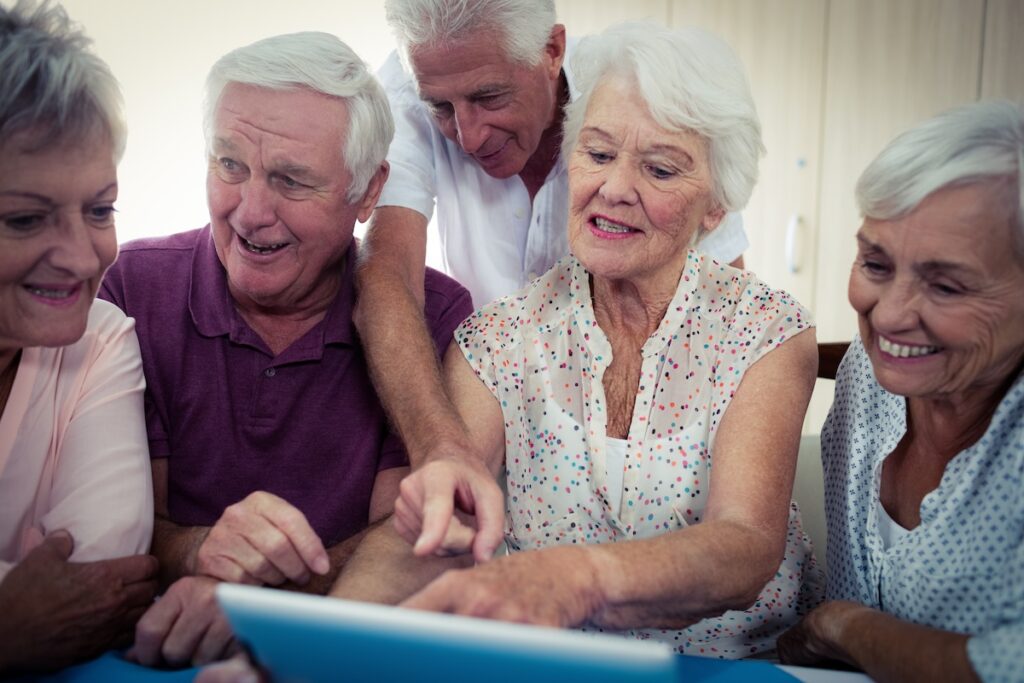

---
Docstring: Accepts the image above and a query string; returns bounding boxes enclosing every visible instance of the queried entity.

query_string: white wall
[59,1,393,244]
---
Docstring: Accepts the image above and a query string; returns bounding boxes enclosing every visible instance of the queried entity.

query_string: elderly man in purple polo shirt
[99,32,471,667]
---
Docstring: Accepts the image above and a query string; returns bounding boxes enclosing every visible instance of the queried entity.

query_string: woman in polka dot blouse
[777,102,1024,683]
[394,22,822,658]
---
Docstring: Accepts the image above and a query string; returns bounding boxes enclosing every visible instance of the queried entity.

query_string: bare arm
[406,329,818,628]
[355,206,475,466]
[778,601,980,683]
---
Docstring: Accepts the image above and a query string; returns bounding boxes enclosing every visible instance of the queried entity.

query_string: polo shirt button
[264,368,276,377]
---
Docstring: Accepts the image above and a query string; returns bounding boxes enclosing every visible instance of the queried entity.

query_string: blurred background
[48,0,1024,427]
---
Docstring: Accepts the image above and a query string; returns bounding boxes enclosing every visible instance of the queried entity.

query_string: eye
[428,102,454,119]
[586,149,613,164]
[646,164,675,180]
[858,258,890,277]
[86,204,117,227]
[219,157,238,171]
[930,281,964,297]
[2,212,46,233]
[276,174,309,191]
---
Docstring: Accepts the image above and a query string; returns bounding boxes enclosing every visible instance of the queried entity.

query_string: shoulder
[456,258,575,348]
[424,266,473,319]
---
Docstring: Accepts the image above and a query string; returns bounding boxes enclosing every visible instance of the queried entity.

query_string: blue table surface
[19,650,800,682]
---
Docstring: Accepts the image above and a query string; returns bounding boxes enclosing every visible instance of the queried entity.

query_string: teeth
[243,237,286,254]
[25,286,73,299]
[593,217,633,234]
[879,337,940,358]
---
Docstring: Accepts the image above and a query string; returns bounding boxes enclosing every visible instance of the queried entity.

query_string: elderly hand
[195,491,329,586]
[393,456,505,563]
[402,545,602,627]
[127,575,237,668]
[0,530,158,672]
[777,600,868,668]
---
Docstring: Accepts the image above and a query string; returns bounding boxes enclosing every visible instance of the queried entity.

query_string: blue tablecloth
[21,651,799,682]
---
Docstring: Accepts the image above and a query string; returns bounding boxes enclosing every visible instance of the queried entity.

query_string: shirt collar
[187,225,358,351]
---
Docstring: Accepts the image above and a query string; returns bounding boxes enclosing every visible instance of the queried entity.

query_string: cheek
[97,231,119,271]
[206,175,236,217]
[847,269,873,316]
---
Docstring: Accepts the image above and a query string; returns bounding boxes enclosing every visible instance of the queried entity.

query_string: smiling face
[0,129,118,353]
[567,73,725,292]
[849,181,1024,402]
[207,83,380,315]
[408,27,564,179]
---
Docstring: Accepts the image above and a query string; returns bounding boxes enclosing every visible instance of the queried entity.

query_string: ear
[356,161,390,223]
[701,204,727,233]
[543,24,567,81]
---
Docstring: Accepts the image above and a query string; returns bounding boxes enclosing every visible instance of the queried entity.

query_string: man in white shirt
[355,0,749,559]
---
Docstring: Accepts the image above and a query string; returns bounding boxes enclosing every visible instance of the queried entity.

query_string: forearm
[589,519,781,630]
[283,522,380,595]
[828,605,979,683]
[329,519,471,604]
[354,254,472,466]
[151,516,208,588]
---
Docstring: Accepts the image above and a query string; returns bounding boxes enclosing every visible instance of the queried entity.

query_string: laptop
[217,583,678,683]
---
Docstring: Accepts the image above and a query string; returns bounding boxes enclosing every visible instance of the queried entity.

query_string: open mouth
[592,217,639,235]
[241,236,288,255]
[878,336,941,358]
[24,284,79,300]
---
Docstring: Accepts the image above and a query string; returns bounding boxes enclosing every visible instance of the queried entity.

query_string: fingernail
[313,555,330,575]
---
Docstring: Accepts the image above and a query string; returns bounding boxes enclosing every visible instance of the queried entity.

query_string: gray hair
[0,0,125,159]
[203,32,394,203]
[856,100,1024,254]
[562,21,763,213]
[385,0,555,68]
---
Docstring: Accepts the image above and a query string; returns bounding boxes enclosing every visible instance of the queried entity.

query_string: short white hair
[0,0,125,159]
[385,0,555,69]
[856,100,1024,254]
[204,32,393,203]
[562,21,763,213]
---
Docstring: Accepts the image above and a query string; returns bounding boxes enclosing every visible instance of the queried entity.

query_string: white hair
[562,21,763,213]
[385,0,555,68]
[856,100,1024,254]
[0,0,125,159]
[204,32,394,202]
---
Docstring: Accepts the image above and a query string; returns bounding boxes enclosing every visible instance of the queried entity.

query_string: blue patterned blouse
[822,337,1023,682]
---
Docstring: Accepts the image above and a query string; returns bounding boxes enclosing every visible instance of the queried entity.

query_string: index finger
[401,575,457,613]
[469,479,505,562]
[256,498,329,576]
[414,492,456,557]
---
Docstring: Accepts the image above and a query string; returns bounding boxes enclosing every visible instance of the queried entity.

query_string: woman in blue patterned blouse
[777,101,1024,683]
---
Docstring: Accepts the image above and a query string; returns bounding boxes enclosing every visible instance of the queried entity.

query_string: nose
[49,214,103,278]
[451,103,488,155]
[871,277,922,333]
[598,160,640,205]
[232,179,277,231]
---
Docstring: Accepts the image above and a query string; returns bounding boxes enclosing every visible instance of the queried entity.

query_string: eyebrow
[856,234,977,275]
[579,126,696,161]
[0,182,117,204]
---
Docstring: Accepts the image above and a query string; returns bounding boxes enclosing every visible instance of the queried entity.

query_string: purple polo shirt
[100,226,472,546]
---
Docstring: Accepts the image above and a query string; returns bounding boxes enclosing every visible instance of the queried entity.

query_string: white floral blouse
[456,251,822,657]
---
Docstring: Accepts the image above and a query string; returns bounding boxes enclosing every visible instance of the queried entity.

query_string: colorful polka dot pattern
[823,337,1024,682]
[456,251,822,657]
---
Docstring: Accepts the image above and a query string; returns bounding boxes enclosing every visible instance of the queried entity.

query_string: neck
[591,274,677,341]
[519,71,569,200]
[906,367,1021,458]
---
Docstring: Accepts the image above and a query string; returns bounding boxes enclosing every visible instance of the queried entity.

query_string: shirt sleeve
[966,537,1024,683]
[38,301,154,560]
[697,211,749,264]
[375,51,439,218]
[98,255,171,459]
[726,267,815,369]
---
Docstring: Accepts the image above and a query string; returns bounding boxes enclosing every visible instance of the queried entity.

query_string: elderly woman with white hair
[778,102,1024,682]
[0,0,156,674]
[387,21,822,657]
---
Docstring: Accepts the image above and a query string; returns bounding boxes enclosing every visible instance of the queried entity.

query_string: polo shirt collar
[187,225,358,352]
